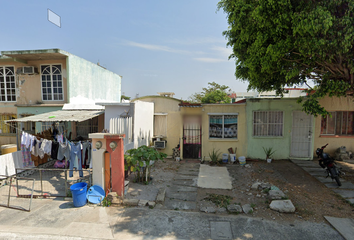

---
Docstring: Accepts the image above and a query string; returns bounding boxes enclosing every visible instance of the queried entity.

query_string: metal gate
[290,111,313,158]
[183,115,201,159]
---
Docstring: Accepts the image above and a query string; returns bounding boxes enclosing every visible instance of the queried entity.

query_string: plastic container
[70,182,88,207]
[222,153,229,163]
[86,185,105,204]
[238,156,246,166]
[230,154,236,163]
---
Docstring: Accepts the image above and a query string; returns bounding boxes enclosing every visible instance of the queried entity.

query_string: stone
[123,199,139,206]
[247,193,253,196]
[156,188,166,203]
[148,201,156,208]
[251,182,261,190]
[130,192,139,196]
[217,207,227,213]
[245,164,251,168]
[138,200,148,207]
[107,192,117,201]
[227,204,242,213]
[200,206,216,213]
[270,200,295,213]
[242,204,253,214]
[268,190,286,200]
[260,183,271,189]
[111,197,122,205]
[256,194,261,198]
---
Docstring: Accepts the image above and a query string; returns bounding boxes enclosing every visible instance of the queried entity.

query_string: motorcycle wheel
[334,176,342,186]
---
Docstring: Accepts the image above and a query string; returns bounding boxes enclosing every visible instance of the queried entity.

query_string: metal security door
[290,111,313,158]
[183,115,201,159]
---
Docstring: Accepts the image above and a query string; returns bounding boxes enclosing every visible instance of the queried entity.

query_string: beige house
[314,96,354,156]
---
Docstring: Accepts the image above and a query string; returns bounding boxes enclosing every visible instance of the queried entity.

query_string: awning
[6,110,104,123]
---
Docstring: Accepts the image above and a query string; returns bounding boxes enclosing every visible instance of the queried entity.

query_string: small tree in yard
[125,145,167,183]
[218,0,354,116]
[189,82,231,103]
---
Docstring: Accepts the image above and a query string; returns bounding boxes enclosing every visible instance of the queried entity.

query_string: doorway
[183,115,202,159]
[290,111,313,158]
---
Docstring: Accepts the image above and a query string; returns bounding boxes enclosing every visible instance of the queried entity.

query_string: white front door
[290,111,313,158]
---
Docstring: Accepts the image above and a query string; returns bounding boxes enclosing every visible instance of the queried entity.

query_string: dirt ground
[126,158,354,224]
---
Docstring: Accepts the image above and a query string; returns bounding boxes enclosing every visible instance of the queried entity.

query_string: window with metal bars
[253,111,283,137]
[0,114,17,134]
[321,111,354,136]
[76,118,98,139]
[0,66,16,102]
[209,114,237,139]
[41,64,63,101]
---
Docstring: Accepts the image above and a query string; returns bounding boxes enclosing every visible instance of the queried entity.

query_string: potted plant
[262,147,276,163]
[125,145,167,183]
[209,149,221,166]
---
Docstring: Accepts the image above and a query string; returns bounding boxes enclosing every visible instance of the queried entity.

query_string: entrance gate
[183,115,201,159]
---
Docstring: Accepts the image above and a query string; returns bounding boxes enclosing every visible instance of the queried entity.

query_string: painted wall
[180,103,247,161]
[246,98,310,160]
[103,104,131,130]
[0,59,67,105]
[314,96,354,156]
[66,53,122,104]
[133,96,182,156]
[133,101,154,148]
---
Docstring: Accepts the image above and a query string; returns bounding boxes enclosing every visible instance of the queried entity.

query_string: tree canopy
[218,0,354,116]
[189,82,231,103]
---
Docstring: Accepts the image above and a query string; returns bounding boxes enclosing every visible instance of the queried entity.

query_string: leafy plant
[263,147,276,160]
[209,149,221,165]
[102,197,111,207]
[125,145,167,183]
[204,194,232,208]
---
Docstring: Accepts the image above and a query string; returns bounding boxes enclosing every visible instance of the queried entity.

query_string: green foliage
[209,148,221,165]
[125,145,167,183]
[262,147,276,159]
[204,194,232,208]
[121,95,131,101]
[218,0,354,116]
[102,197,111,207]
[189,82,231,103]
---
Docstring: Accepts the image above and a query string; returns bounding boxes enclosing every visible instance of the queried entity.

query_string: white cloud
[125,41,189,54]
[211,46,233,59]
[193,57,226,63]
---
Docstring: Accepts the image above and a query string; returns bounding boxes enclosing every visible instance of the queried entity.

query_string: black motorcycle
[316,144,344,186]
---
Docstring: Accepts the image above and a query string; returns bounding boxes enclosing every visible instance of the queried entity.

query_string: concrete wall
[246,98,308,160]
[133,96,182,156]
[133,101,154,148]
[66,54,121,104]
[103,104,131,130]
[0,59,67,105]
[314,96,354,156]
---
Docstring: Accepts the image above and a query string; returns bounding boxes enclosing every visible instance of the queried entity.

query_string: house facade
[246,98,315,160]
[0,49,122,146]
[314,96,354,156]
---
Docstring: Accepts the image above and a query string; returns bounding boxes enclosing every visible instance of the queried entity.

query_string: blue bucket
[70,182,87,207]
[86,185,105,204]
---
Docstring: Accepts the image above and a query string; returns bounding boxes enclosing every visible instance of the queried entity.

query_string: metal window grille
[0,114,17,134]
[41,64,63,101]
[76,118,98,139]
[209,115,238,139]
[0,66,16,102]
[253,111,283,136]
[321,111,354,136]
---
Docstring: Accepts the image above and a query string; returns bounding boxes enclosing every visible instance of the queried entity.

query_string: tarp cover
[5,110,104,123]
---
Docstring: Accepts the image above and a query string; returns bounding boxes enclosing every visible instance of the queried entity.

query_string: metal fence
[15,168,92,198]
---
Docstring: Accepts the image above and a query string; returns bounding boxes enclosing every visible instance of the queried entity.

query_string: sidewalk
[0,198,344,240]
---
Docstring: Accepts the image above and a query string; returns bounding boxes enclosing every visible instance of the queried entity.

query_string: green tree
[218,0,354,116]
[189,82,231,103]
[121,95,131,101]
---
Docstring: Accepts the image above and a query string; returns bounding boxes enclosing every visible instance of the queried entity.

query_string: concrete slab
[174,175,196,180]
[333,189,354,198]
[325,216,354,240]
[325,181,354,189]
[164,198,196,210]
[61,222,114,239]
[302,167,327,173]
[315,176,346,183]
[197,165,232,190]
[210,221,233,239]
[169,185,197,192]
[177,170,199,176]
[346,198,354,204]
[293,162,319,167]
[166,191,197,201]
[173,179,197,186]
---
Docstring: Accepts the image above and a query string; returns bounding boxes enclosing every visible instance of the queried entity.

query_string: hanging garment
[57,134,63,143]
[57,142,71,161]
[69,142,83,178]
[51,142,60,159]
[37,139,45,159]
[82,142,92,167]
[25,134,33,149]
[31,138,38,157]
[41,139,52,155]
[21,144,32,167]
[21,132,27,145]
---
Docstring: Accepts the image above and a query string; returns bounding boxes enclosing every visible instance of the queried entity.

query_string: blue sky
[1,0,249,100]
